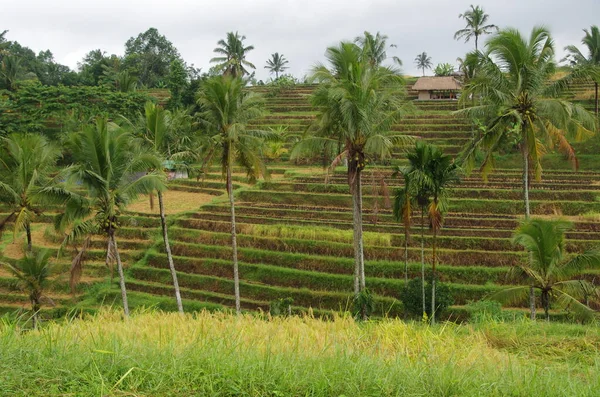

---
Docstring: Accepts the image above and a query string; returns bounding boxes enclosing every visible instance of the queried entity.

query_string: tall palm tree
[459,28,597,320]
[0,55,21,91]
[459,27,597,220]
[415,52,432,76]
[210,32,256,78]
[491,219,600,321]
[354,31,390,67]
[454,5,498,51]
[425,145,460,324]
[2,249,54,329]
[131,101,184,313]
[0,134,67,252]
[292,42,413,315]
[564,25,600,116]
[264,52,289,80]
[56,118,165,317]
[196,75,270,314]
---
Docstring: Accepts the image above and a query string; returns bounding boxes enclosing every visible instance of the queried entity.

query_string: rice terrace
[1,1,600,395]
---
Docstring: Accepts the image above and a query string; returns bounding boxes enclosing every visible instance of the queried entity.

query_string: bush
[269,297,294,317]
[401,278,453,319]
[352,289,374,320]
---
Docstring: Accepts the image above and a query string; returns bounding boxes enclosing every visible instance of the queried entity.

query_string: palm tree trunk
[31,297,40,329]
[158,190,183,314]
[595,82,598,117]
[420,208,426,318]
[522,139,536,320]
[404,227,409,288]
[25,223,32,252]
[431,227,437,325]
[475,35,479,52]
[351,168,366,294]
[227,166,241,314]
[111,233,130,317]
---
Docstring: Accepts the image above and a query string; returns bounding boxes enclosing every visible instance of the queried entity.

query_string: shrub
[269,297,294,317]
[401,278,453,319]
[352,289,374,320]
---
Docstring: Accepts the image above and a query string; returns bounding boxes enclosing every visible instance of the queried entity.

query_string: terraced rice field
[1,82,599,320]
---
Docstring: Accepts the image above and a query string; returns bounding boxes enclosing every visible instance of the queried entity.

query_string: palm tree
[131,101,184,313]
[491,219,600,321]
[56,118,165,317]
[210,32,256,78]
[454,5,498,51]
[564,26,600,116]
[415,52,432,76]
[354,31,391,67]
[3,249,54,329]
[459,28,597,320]
[0,55,21,91]
[425,145,460,324]
[264,52,289,80]
[0,134,67,252]
[459,27,597,220]
[292,42,413,316]
[196,75,270,314]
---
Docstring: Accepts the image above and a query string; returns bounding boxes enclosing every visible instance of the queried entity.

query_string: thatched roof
[412,76,462,91]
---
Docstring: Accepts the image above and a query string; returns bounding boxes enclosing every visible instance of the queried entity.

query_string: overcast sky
[1,0,599,80]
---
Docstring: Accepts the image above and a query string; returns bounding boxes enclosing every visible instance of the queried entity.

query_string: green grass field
[1,310,599,396]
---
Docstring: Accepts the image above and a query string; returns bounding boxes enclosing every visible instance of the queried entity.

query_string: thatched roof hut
[412,76,462,100]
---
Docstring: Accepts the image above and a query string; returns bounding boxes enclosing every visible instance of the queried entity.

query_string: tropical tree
[130,101,184,313]
[210,32,256,78]
[564,25,600,116]
[458,28,597,319]
[354,31,397,67]
[454,5,498,51]
[3,249,54,329]
[0,134,66,252]
[491,219,600,321]
[415,52,432,76]
[434,63,455,76]
[56,118,165,317]
[424,145,460,324]
[264,52,289,80]
[459,27,597,220]
[196,75,270,314]
[292,42,413,316]
[0,55,22,91]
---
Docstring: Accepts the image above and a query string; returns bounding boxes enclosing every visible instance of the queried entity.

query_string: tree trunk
[522,141,530,219]
[529,285,536,321]
[595,82,598,117]
[431,227,437,325]
[420,208,426,318]
[158,190,183,314]
[404,227,409,288]
[228,166,241,314]
[25,223,32,252]
[31,297,40,329]
[542,290,550,322]
[475,35,478,52]
[111,233,130,317]
[351,168,365,295]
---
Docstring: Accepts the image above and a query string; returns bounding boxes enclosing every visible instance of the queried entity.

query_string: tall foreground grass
[1,310,599,396]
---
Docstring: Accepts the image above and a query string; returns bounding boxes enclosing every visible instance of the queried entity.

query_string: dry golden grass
[1,224,59,260]
[128,191,216,215]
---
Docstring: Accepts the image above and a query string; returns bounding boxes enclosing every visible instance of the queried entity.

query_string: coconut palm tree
[454,5,498,51]
[196,75,271,314]
[3,249,54,329]
[564,26,600,116]
[210,32,256,78]
[354,31,392,67]
[491,219,600,321]
[264,52,289,80]
[130,101,184,313]
[292,42,413,316]
[0,55,21,91]
[458,27,597,220]
[0,134,67,252]
[415,52,432,76]
[56,118,165,317]
[424,145,460,324]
